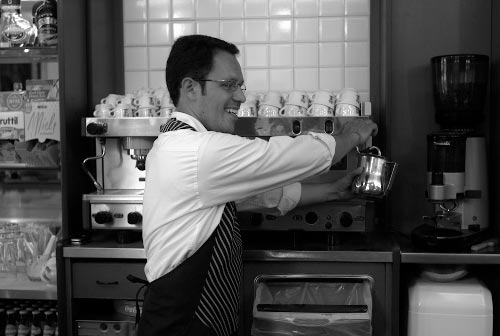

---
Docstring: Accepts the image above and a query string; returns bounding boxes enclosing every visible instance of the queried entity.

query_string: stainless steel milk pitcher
[352,146,398,197]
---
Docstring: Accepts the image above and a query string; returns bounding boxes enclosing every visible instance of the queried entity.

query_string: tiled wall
[123,0,370,100]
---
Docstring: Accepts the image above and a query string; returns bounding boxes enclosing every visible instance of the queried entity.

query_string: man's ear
[180,77,200,100]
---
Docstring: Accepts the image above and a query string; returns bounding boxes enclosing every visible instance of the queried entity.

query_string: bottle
[41,311,54,336]
[4,309,16,336]
[0,308,6,336]
[0,0,37,47]
[16,310,29,336]
[32,0,56,46]
[30,310,42,336]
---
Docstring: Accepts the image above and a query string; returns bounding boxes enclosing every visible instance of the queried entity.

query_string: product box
[0,91,26,140]
[26,79,59,102]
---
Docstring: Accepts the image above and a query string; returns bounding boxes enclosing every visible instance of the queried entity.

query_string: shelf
[0,47,58,63]
[0,164,59,170]
[0,273,56,300]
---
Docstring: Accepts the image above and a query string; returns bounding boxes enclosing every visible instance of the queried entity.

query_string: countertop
[61,230,500,265]
[62,231,395,262]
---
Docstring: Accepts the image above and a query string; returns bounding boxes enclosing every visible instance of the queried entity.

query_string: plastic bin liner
[252,279,372,336]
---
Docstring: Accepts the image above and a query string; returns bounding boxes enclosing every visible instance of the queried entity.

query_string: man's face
[196,51,246,134]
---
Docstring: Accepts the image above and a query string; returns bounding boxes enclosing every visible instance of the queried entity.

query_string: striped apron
[137,118,242,336]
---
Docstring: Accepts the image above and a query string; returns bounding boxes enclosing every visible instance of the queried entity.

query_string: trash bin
[251,276,373,336]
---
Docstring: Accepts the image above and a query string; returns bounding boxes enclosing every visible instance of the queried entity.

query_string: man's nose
[233,87,246,103]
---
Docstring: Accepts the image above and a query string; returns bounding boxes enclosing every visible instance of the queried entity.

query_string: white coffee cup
[155,106,175,118]
[114,104,134,118]
[311,91,335,108]
[134,107,155,117]
[307,103,334,117]
[154,87,170,101]
[93,103,115,118]
[335,103,360,116]
[283,90,310,109]
[260,91,282,109]
[134,95,156,108]
[258,104,280,117]
[238,99,258,117]
[279,104,307,117]
[101,94,123,107]
[336,88,360,108]
[117,94,137,107]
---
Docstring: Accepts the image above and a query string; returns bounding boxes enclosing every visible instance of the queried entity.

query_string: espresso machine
[412,54,490,251]
[234,103,379,249]
[81,117,168,242]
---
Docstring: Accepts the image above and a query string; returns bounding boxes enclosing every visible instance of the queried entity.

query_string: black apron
[137,118,242,336]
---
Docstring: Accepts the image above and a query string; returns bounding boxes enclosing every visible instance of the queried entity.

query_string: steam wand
[81,138,106,192]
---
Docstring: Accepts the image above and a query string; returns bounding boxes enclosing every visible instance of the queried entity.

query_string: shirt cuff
[277,182,302,215]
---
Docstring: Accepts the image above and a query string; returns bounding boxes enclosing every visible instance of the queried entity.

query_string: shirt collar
[172,112,208,132]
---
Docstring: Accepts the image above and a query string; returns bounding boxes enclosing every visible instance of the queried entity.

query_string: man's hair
[166,35,239,106]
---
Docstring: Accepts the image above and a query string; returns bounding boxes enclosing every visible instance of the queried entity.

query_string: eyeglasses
[194,79,246,93]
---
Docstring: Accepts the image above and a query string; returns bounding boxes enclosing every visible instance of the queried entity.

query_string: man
[139,34,378,336]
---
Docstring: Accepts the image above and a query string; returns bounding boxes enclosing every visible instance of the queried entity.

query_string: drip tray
[411,224,489,252]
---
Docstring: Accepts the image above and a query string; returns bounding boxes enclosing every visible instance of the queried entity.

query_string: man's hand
[329,167,364,200]
[341,118,378,146]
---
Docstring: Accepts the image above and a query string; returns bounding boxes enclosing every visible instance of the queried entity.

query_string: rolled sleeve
[235,182,302,216]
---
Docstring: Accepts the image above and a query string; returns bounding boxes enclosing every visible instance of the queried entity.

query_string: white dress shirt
[143,112,337,282]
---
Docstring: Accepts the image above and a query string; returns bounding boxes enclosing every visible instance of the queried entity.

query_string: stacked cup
[307,91,335,117]
[279,91,310,117]
[156,93,175,118]
[238,92,258,117]
[258,92,283,118]
[335,88,360,116]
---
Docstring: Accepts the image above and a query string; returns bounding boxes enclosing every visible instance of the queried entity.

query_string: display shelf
[0,273,56,300]
[0,47,58,63]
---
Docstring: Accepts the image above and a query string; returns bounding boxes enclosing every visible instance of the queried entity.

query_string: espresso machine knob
[339,212,353,227]
[127,211,143,225]
[94,211,113,224]
[86,122,107,135]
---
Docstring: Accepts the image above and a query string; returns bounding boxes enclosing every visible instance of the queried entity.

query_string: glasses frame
[194,78,246,93]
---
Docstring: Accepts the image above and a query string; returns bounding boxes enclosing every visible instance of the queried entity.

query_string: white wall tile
[345,41,369,66]
[124,47,148,71]
[220,20,245,43]
[245,0,269,17]
[319,42,343,66]
[196,0,220,18]
[124,23,148,46]
[319,17,344,41]
[149,46,171,69]
[125,71,149,94]
[245,20,269,42]
[236,44,245,67]
[123,0,147,21]
[246,69,269,92]
[148,22,171,45]
[149,70,166,88]
[172,22,196,41]
[270,19,292,42]
[345,16,369,41]
[245,45,269,67]
[220,0,244,18]
[294,68,319,91]
[269,0,293,16]
[149,0,171,20]
[172,0,195,19]
[270,68,293,91]
[270,44,293,67]
[345,0,370,15]
[319,0,345,16]
[319,67,343,91]
[197,21,220,37]
[295,0,319,16]
[122,0,371,98]
[294,18,319,42]
[345,66,369,90]
[294,43,318,67]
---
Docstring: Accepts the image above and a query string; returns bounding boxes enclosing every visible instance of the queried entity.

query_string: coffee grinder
[412,54,490,251]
